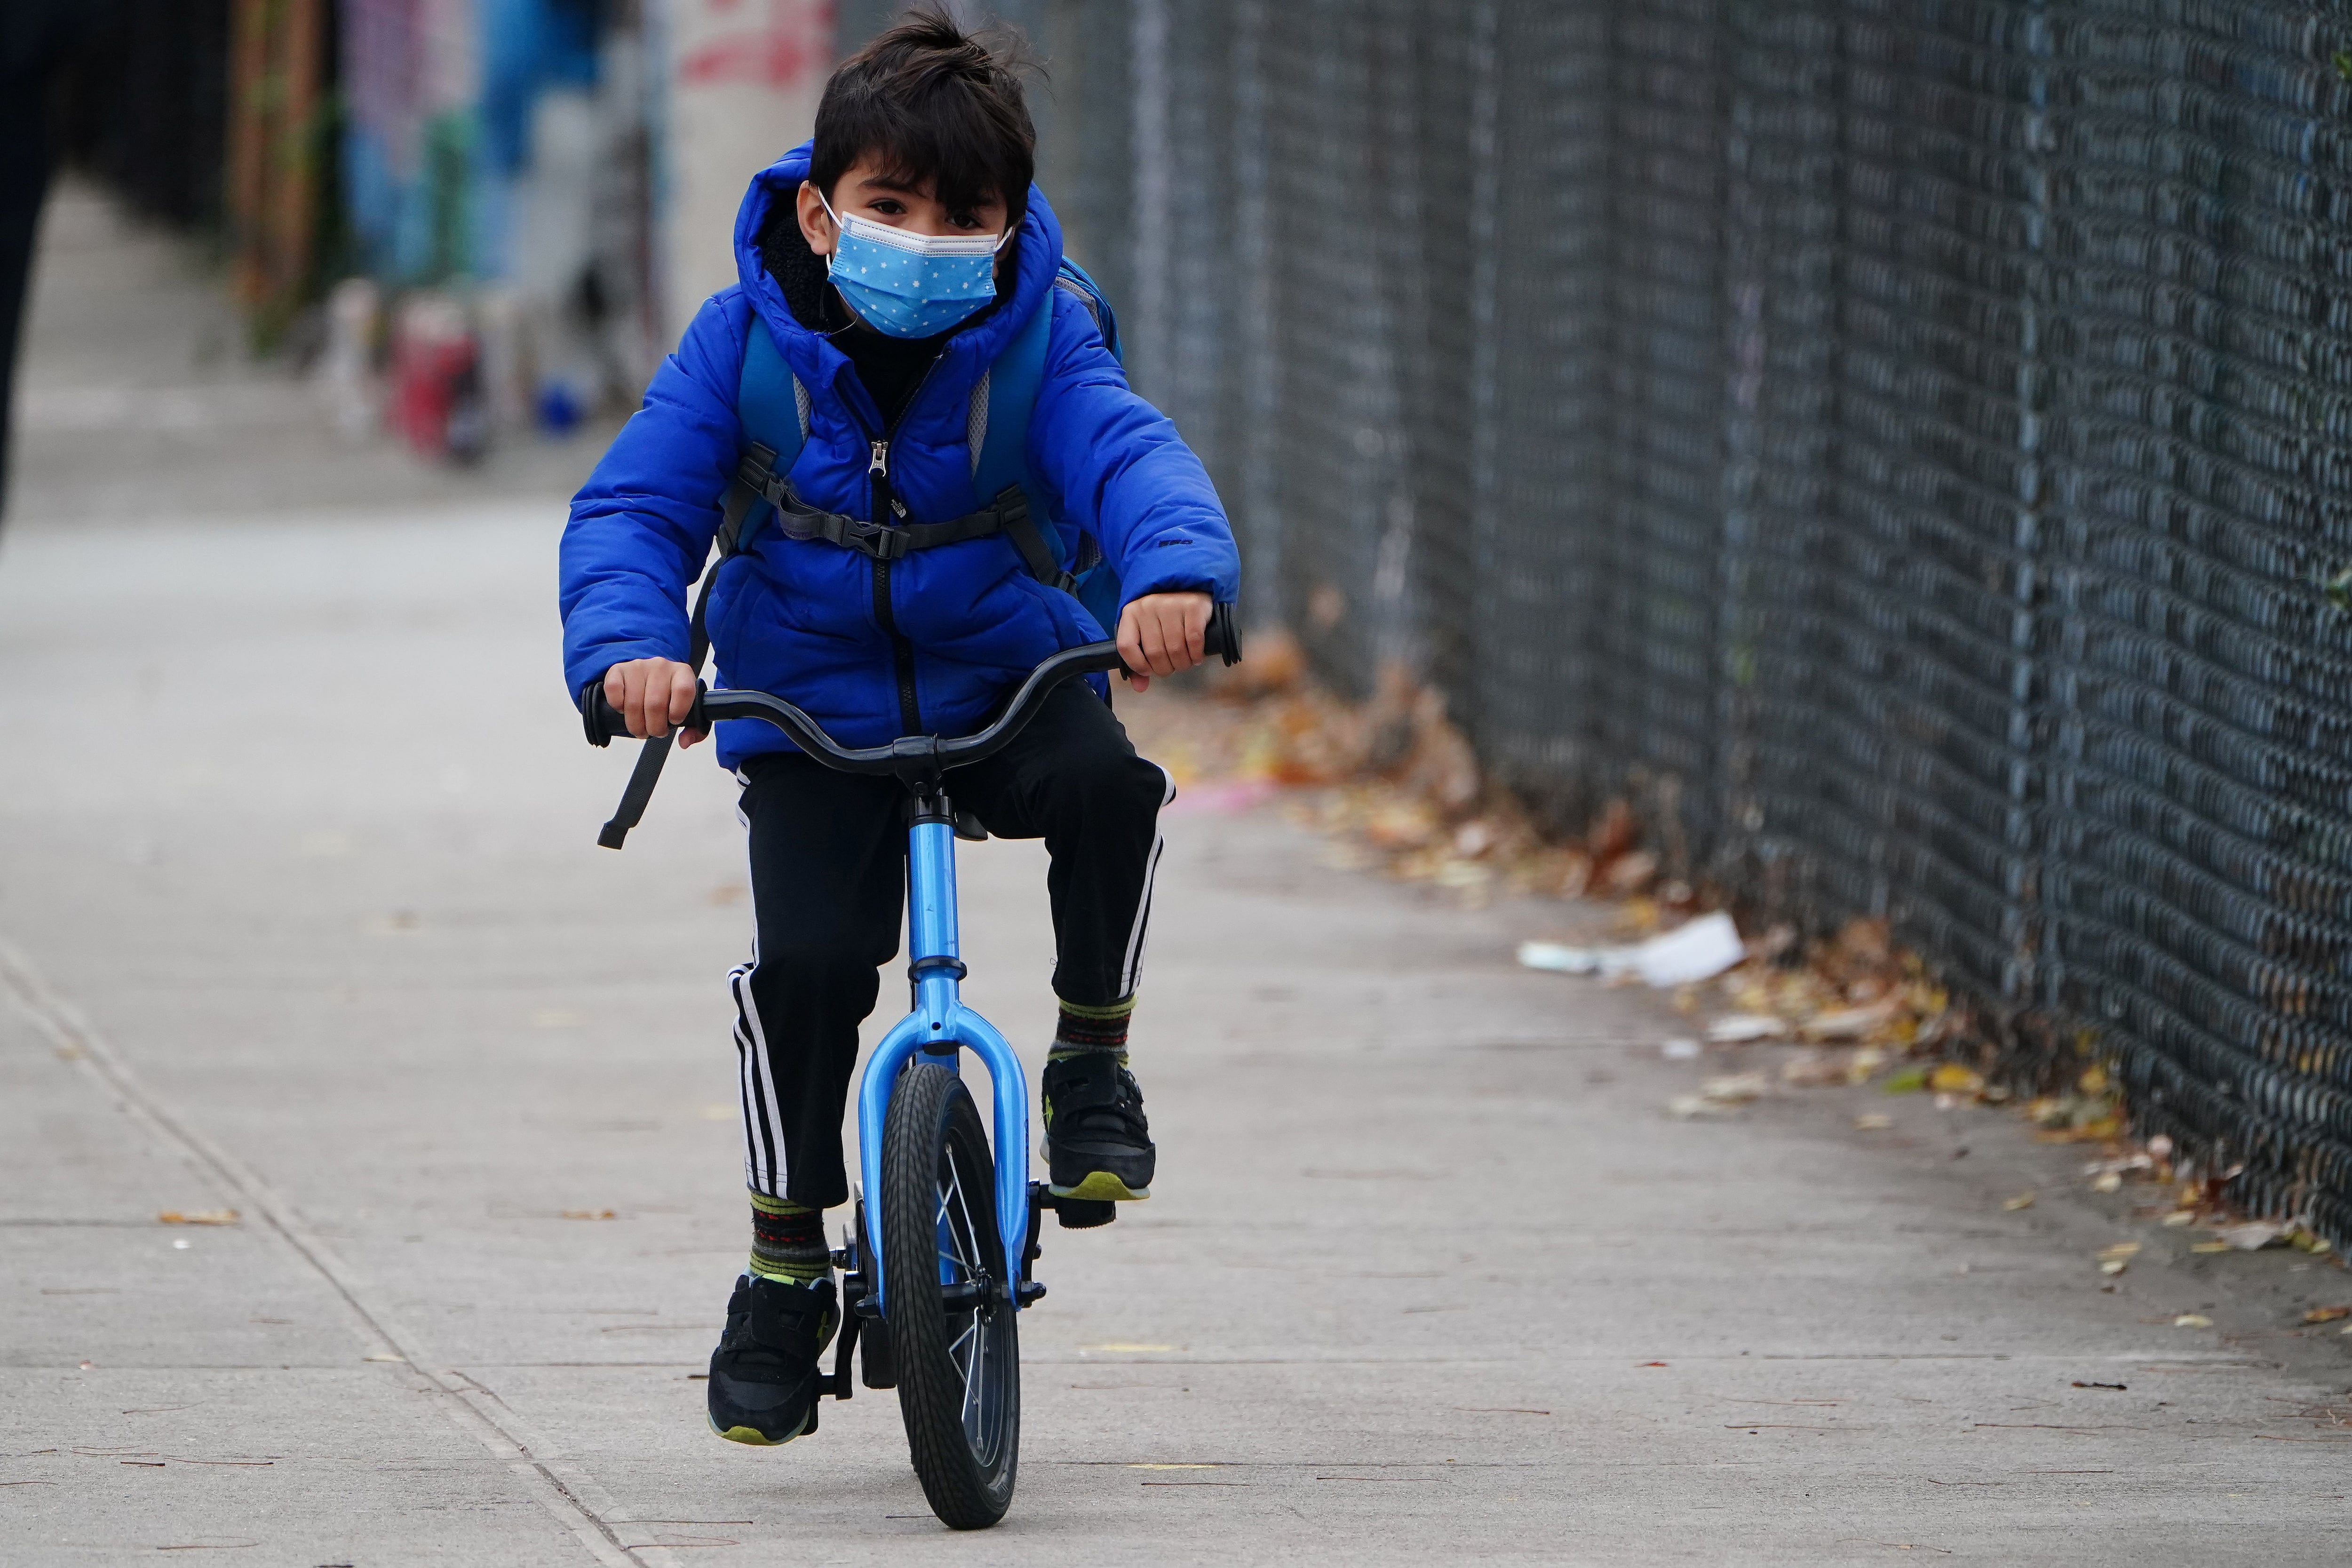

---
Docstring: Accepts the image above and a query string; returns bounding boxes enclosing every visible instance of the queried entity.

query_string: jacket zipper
[858,357,943,738]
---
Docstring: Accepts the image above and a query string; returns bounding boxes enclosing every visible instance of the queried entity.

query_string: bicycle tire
[882,1061,1020,1528]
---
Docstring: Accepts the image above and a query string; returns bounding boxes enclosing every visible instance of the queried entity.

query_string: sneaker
[706,1274,836,1446]
[1041,1052,1155,1200]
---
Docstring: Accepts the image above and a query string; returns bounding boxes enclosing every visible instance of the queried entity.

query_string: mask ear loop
[808,186,866,337]
[814,187,843,277]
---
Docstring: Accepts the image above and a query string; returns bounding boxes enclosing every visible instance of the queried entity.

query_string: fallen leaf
[1666,1094,1726,1120]
[2099,1259,2130,1276]
[2173,1313,2212,1329]
[2214,1222,2283,1252]
[362,1353,405,1363]
[1707,1013,1783,1043]
[1661,1038,1701,1061]
[2301,1305,2352,1325]
[1928,1064,1983,1095]
[1853,1113,1893,1131]
[1637,1361,1668,1368]
[2078,1064,2110,1095]
[1882,1066,1929,1094]
[1780,1050,1851,1088]
[2071,1380,2127,1391]
[2091,1172,2123,1194]
[1701,1072,1767,1105]
[1801,998,1900,1043]
[2003,1193,2035,1211]
[2189,1241,2232,1254]
[156,1210,238,1227]
[1846,1046,1888,1085]
[2096,1242,2142,1261]
[560,1209,617,1221]
[2161,1210,2197,1227]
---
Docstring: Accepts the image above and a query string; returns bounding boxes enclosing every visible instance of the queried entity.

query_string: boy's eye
[950,213,982,230]
[870,198,906,216]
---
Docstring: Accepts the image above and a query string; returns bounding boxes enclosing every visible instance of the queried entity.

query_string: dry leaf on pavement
[2213,1221,2283,1251]
[1799,998,1901,1043]
[2173,1314,2212,1329]
[1701,1073,1767,1105]
[157,1210,239,1226]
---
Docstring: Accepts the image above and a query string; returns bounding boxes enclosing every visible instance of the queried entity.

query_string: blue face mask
[819,190,1009,339]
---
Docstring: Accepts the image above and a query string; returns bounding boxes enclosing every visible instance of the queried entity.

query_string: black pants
[729,682,1171,1208]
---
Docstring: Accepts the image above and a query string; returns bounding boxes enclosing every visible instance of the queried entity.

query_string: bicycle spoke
[946,1162,985,1270]
[960,1322,984,1430]
[936,1162,978,1274]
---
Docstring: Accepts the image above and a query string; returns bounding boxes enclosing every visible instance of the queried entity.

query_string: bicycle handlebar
[582,604,1240,782]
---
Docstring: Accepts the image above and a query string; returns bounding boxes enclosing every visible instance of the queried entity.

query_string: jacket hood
[731,140,1064,430]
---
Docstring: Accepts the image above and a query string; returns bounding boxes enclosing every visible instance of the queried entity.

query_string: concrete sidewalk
[2,193,2348,1567]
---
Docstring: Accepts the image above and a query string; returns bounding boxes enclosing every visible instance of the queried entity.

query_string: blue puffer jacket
[559,143,1241,768]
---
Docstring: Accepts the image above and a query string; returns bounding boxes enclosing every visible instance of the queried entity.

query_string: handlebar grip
[582,686,707,747]
[583,689,628,748]
[1206,602,1244,667]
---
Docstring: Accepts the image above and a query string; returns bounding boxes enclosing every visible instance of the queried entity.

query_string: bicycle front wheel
[881,1060,1020,1528]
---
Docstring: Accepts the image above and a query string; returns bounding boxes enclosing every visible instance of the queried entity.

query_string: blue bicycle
[587,610,1239,1528]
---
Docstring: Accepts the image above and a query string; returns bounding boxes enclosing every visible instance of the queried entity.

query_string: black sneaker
[1041,1052,1155,1200]
[707,1274,836,1446]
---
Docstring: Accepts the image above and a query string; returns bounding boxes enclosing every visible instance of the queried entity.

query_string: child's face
[797,155,1008,258]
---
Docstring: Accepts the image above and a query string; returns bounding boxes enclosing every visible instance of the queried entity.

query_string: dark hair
[811,8,1037,229]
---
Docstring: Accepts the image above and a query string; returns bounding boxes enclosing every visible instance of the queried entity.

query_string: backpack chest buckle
[842,517,911,562]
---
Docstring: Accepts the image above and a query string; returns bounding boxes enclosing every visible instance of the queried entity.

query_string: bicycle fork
[855,802,1033,1318]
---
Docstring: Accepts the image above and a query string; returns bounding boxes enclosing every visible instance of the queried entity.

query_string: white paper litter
[1517,912,1746,988]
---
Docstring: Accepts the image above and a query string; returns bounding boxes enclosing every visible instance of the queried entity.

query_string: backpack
[595,262,1124,850]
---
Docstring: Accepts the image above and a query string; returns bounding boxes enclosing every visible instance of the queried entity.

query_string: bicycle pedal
[1053,1197,1115,1229]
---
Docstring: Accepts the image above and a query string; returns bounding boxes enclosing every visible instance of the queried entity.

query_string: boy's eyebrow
[851,170,1001,208]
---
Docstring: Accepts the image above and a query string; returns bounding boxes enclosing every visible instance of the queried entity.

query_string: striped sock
[1050,994,1136,1062]
[747,1190,830,1285]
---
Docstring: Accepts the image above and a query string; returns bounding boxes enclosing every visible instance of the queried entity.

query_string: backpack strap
[597,317,809,852]
[966,291,1069,589]
[720,319,811,561]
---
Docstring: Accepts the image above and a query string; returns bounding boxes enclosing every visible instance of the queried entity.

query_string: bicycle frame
[582,616,1242,1324]
[855,813,1030,1317]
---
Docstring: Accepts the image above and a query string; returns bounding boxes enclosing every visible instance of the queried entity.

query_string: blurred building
[329,0,826,453]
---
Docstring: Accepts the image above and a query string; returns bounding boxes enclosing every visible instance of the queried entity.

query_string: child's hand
[1115,591,1213,692]
[604,657,707,747]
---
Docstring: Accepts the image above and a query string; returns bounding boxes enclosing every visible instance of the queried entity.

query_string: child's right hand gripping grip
[581,685,706,749]
[1206,601,1244,667]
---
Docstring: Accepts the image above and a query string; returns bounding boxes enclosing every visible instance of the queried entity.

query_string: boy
[557,11,1239,1449]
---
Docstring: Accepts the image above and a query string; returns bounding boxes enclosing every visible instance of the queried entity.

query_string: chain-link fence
[833,3,2352,1244]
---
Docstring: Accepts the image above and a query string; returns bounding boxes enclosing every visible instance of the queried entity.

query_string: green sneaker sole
[1048,1170,1150,1202]
[709,1413,809,1448]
